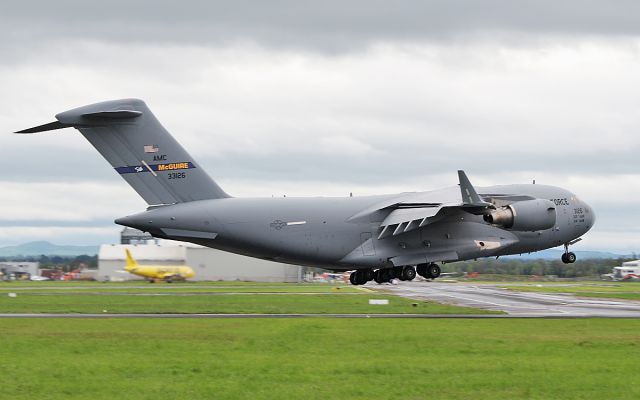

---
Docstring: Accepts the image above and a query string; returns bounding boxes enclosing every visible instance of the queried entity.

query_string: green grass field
[0,284,363,294]
[0,280,316,287]
[0,318,638,399]
[0,282,493,314]
[498,282,640,300]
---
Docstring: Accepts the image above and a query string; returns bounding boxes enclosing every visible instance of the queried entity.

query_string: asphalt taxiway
[379,281,640,317]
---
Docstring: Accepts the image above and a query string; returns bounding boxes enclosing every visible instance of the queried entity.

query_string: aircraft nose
[584,202,596,232]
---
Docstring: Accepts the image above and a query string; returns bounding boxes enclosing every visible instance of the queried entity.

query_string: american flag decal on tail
[144,145,159,153]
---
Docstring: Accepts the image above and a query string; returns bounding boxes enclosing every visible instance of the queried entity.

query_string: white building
[98,241,303,282]
[0,262,39,278]
[611,260,640,280]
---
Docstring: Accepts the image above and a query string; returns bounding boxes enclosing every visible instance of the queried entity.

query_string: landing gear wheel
[374,269,384,284]
[562,243,577,264]
[349,270,372,285]
[357,271,366,285]
[428,264,441,279]
[380,268,393,283]
[416,264,427,277]
[401,266,416,281]
[561,252,576,264]
[364,269,374,282]
[392,266,403,280]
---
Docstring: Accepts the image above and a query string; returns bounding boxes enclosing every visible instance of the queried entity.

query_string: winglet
[458,170,488,206]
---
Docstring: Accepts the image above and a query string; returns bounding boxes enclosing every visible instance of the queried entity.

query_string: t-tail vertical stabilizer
[124,249,137,271]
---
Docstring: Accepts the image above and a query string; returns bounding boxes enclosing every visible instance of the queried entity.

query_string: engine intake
[483,199,556,231]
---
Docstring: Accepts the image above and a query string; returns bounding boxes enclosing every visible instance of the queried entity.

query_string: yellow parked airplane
[124,249,195,283]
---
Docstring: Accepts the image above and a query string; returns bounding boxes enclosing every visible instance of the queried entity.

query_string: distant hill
[0,241,99,257]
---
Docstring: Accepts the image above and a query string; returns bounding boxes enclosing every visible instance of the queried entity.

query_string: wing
[349,170,498,239]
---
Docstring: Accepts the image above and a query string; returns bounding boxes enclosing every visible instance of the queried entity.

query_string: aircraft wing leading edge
[373,170,495,239]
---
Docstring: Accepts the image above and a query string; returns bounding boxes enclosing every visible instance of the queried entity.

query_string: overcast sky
[1,1,640,253]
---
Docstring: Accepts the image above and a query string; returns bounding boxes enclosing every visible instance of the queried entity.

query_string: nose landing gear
[561,242,578,264]
[561,251,576,264]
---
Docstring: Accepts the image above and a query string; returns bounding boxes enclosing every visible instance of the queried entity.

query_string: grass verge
[0,291,494,314]
[0,318,638,399]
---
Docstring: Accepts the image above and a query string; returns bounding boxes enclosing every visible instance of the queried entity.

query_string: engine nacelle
[483,199,556,231]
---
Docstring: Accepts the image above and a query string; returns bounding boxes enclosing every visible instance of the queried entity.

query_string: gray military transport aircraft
[17,99,595,285]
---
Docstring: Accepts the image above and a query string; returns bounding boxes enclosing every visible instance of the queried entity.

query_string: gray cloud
[2,2,640,251]
[3,1,640,54]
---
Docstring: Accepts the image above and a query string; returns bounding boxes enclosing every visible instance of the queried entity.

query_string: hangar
[98,242,304,282]
[0,262,39,279]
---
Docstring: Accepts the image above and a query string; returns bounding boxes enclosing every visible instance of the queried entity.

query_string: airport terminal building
[98,241,304,282]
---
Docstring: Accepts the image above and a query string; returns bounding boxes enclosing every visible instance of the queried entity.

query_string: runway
[379,281,640,317]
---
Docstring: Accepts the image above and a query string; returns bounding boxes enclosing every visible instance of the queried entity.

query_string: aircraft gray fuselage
[17,98,595,277]
[116,184,594,271]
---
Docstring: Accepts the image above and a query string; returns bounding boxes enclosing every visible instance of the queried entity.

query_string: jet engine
[483,199,556,231]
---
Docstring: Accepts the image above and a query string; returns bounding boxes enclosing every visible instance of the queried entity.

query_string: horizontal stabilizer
[82,110,142,119]
[15,121,69,134]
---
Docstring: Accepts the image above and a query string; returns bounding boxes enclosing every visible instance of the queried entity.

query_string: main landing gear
[561,243,577,264]
[349,263,441,285]
[416,263,441,280]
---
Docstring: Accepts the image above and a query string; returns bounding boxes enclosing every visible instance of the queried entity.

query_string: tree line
[0,255,98,271]
[442,257,629,278]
